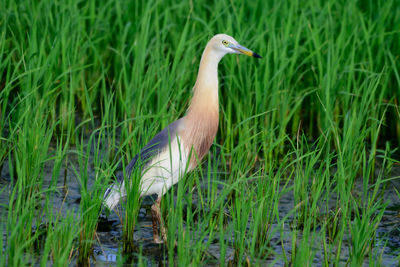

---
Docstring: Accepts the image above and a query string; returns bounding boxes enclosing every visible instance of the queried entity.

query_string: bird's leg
[151,197,167,243]
[151,200,161,243]
[158,198,167,242]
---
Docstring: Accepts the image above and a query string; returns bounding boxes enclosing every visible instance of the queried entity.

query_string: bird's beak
[231,44,262,58]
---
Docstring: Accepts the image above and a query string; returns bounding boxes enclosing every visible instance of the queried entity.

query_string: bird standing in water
[104,33,261,243]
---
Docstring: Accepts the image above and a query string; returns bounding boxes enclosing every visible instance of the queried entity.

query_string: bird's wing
[103,119,182,206]
[116,119,182,183]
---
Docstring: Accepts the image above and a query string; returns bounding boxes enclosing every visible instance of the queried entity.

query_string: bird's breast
[180,108,219,168]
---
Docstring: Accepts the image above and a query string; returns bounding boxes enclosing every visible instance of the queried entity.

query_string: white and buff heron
[104,33,261,243]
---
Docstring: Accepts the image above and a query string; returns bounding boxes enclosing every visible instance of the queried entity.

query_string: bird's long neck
[187,45,222,116]
[182,44,222,167]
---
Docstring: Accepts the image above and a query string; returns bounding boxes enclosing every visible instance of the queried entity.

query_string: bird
[103,33,261,243]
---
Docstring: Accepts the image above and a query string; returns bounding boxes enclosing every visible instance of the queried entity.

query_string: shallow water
[1,154,399,266]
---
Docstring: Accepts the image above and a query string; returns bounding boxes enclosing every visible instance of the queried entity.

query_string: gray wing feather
[117,119,181,183]
[104,119,181,201]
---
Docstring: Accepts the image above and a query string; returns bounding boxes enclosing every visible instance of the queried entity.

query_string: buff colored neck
[187,44,224,117]
[182,41,224,167]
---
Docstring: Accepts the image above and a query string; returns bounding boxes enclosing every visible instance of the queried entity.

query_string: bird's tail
[103,183,125,211]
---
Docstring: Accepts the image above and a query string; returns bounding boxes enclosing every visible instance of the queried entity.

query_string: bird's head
[209,34,262,59]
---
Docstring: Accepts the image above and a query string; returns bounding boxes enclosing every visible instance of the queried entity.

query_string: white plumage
[104,135,189,210]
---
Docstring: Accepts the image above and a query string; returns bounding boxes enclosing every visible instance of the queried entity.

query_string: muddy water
[0,154,399,266]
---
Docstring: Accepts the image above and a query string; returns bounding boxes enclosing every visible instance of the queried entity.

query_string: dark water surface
[1,155,399,266]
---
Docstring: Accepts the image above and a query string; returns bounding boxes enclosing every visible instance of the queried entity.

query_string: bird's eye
[222,40,229,46]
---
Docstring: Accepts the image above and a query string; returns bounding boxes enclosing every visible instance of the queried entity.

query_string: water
[0,154,399,266]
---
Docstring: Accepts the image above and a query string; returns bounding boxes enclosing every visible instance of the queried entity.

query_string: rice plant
[0,0,399,265]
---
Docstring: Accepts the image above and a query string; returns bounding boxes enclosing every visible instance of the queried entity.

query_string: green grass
[0,0,400,265]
